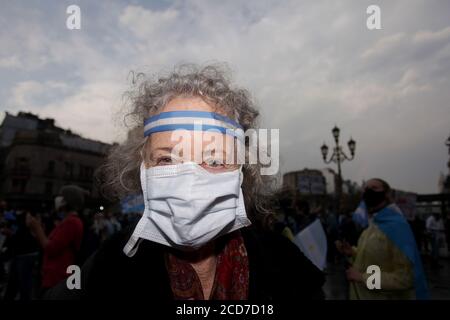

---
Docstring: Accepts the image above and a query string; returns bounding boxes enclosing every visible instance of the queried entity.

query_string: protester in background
[1,209,39,300]
[26,185,85,293]
[0,201,7,289]
[446,213,450,255]
[426,212,445,268]
[77,210,102,266]
[103,211,122,239]
[278,192,298,235]
[263,213,295,242]
[119,213,130,230]
[294,199,314,232]
[325,206,339,263]
[93,213,107,243]
[336,178,429,300]
[409,215,426,254]
[338,212,359,247]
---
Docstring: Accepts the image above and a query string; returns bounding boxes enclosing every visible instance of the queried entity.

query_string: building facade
[283,169,327,195]
[0,112,112,211]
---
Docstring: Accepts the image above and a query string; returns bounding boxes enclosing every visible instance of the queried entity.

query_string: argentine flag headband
[143,110,244,139]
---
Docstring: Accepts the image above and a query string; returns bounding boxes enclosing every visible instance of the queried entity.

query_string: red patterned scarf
[164,231,249,300]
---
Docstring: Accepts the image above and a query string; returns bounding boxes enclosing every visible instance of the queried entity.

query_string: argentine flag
[352,201,369,229]
[293,219,328,270]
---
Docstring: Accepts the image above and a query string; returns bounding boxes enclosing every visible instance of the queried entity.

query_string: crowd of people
[270,179,450,299]
[0,189,138,300]
[1,179,447,300]
[271,189,449,268]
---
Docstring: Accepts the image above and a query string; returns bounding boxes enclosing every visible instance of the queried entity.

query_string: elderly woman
[46,64,324,300]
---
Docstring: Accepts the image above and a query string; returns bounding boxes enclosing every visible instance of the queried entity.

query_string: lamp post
[321,125,356,207]
[445,134,450,190]
[446,134,450,155]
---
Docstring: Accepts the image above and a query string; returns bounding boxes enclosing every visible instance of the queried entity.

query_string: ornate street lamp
[321,143,329,160]
[332,125,340,142]
[348,137,356,157]
[320,126,356,206]
[446,134,450,155]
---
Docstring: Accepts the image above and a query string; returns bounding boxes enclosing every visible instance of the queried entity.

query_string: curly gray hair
[99,63,273,222]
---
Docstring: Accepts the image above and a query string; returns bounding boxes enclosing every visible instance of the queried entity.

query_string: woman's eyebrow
[152,147,176,153]
[148,147,177,158]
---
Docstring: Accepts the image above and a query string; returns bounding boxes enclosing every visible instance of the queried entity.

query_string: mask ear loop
[123,221,145,257]
[239,165,244,186]
[123,162,148,257]
[123,142,149,257]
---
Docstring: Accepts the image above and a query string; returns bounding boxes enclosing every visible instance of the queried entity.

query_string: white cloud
[7,80,70,109]
[413,26,450,45]
[38,81,125,143]
[0,56,21,69]
[0,9,52,71]
[8,81,47,108]
[361,33,407,60]
[119,5,179,39]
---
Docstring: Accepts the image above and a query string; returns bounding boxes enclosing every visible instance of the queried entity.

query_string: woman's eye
[156,157,173,165]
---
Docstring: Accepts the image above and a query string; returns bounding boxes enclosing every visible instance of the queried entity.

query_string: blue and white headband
[143,111,244,139]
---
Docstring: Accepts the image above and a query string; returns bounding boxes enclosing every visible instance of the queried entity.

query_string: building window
[47,160,55,174]
[79,165,85,179]
[86,166,93,179]
[79,165,94,180]
[65,162,74,178]
[12,179,27,193]
[13,157,29,175]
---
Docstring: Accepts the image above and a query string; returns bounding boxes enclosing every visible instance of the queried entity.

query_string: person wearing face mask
[336,178,429,299]
[43,64,325,301]
[426,212,445,268]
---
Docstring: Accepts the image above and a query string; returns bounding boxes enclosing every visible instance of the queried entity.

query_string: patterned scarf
[164,231,249,300]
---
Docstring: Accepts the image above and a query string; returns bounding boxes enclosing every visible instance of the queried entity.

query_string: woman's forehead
[146,96,236,152]
[147,131,234,153]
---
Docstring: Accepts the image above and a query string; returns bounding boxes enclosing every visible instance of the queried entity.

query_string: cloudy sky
[1,0,449,194]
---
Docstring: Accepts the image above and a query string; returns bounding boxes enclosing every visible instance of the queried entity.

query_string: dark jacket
[45,224,325,300]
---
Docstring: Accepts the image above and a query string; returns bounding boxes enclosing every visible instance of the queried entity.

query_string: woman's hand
[26,212,43,237]
[335,240,354,256]
[26,212,48,248]
[346,266,364,283]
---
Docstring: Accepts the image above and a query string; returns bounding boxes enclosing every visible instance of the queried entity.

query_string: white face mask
[123,162,251,257]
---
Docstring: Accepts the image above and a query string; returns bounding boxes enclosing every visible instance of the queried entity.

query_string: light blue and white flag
[121,194,145,214]
[373,205,429,299]
[293,219,328,270]
[352,201,369,229]
[143,111,244,140]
